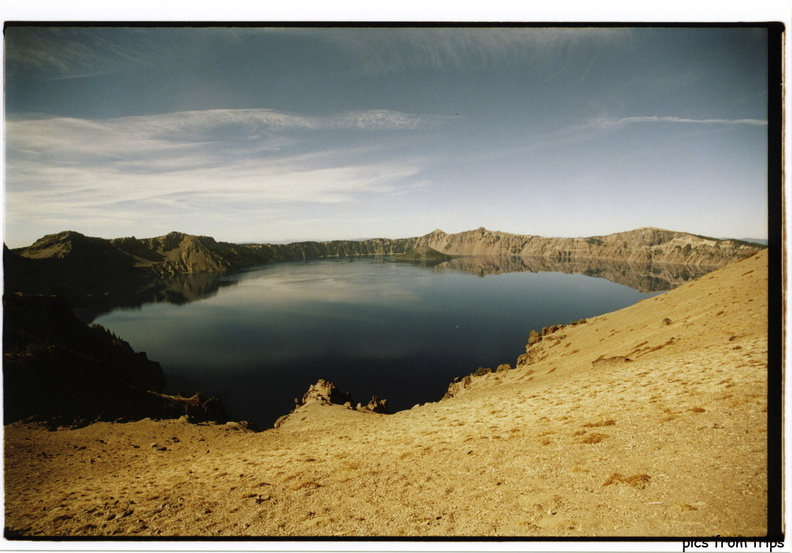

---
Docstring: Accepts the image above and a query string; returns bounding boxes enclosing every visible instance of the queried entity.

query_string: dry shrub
[690,407,706,413]
[294,481,322,490]
[582,419,616,428]
[579,433,609,444]
[603,473,651,489]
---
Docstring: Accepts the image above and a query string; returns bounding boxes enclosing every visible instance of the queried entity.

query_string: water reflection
[78,255,713,323]
[434,256,711,293]
[75,271,238,323]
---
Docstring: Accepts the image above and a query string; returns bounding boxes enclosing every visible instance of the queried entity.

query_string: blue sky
[4,25,770,247]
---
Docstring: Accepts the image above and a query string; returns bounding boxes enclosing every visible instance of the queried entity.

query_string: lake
[92,257,666,428]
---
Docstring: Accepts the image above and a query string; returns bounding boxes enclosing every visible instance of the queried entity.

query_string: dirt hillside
[4,250,769,538]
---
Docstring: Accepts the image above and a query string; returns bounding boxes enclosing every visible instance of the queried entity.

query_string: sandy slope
[4,250,769,537]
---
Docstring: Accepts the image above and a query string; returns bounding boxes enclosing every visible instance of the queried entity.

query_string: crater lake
[91,256,669,428]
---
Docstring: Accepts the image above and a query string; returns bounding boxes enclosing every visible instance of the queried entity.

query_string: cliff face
[414,227,763,266]
[110,232,265,274]
[250,226,763,267]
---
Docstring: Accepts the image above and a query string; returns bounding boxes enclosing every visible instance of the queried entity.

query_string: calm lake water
[93,257,660,428]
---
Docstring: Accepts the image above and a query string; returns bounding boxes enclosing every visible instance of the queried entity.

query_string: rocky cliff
[414,227,763,266]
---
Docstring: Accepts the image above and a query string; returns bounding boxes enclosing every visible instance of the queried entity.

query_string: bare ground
[4,250,769,538]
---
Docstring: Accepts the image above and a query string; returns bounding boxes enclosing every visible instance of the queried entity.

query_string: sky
[3,24,772,248]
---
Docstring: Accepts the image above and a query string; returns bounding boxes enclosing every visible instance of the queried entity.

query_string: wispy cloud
[454,111,767,166]
[5,27,161,80]
[7,108,450,170]
[5,108,441,236]
[7,26,631,82]
[590,115,768,129]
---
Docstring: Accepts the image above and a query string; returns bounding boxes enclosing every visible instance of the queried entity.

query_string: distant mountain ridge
[407,227,764,266]
[5,227,765,305]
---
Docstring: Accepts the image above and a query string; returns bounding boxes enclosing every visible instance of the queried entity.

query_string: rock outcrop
[293,379,355,408]
[445,320,591,399]
[274,379,389,427]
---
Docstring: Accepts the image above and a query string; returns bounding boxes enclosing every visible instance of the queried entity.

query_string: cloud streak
[7,107,450,155]
[6,108,451,175]
[5,27,162,80]
[5,108,440,239]
[6,27,631,83]
[591,115,768,129]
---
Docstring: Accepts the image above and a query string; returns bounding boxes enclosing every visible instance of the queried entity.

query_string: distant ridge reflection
[433,256,712,293]
[76,255,715,322]
[75,271,238,323]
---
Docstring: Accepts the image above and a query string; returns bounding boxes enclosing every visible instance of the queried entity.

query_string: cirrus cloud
[590,115,768,129]
[5,107,444,242]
